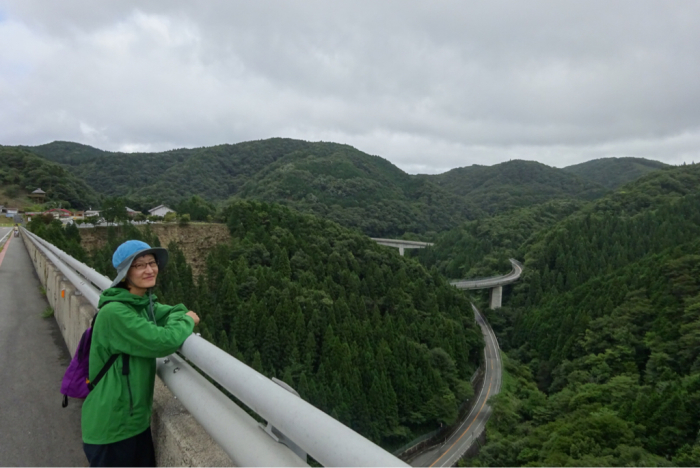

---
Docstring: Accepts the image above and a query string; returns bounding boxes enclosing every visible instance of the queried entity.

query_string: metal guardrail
[21,227,408,467]
[0,230,11,249]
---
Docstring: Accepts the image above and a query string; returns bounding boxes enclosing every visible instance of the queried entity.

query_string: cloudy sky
[1,1,699,173]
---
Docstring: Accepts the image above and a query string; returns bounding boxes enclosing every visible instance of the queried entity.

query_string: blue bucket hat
[110,240,169,288]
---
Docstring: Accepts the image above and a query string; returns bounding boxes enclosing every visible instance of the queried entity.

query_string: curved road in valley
[410,304,502,467]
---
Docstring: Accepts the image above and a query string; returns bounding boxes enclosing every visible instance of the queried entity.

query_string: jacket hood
[98,287,158,309]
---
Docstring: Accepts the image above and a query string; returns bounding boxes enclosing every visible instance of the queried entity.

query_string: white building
[148,205,175,217]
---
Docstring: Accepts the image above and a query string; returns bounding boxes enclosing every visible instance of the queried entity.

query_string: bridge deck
[0,229,85,466]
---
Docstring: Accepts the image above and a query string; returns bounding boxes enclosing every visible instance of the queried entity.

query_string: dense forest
[24,139,482,236]
[563,157,671,189]
[419,160,608,215]
[29,201,484,449]
[0,146,99,209]
[416,199,585,280]
[234,143,481,236]
[19,139,669,238]
[26,139,311,206]
[464,164,700,466]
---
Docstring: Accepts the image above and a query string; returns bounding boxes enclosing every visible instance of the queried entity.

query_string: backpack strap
[87,354,120,391]
[122,354,134,416]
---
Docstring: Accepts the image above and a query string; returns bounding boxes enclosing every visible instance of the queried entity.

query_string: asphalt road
[410,304,502,467]
[0,231,86,466]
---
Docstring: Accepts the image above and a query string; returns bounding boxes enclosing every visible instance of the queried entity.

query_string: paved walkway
[0,231,86,466]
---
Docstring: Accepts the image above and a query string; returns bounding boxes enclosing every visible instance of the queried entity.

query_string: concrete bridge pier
[489,286,503,309]
[399,247,404,256]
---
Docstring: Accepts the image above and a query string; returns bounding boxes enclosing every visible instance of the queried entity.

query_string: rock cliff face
[79,223,231,276]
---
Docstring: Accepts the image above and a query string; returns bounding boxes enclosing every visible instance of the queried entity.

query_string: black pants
[83,427,156,467]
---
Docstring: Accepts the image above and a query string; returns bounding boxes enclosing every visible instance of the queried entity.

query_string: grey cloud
[1,0,699,171]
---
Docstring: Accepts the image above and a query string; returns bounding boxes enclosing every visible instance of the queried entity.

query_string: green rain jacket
[81,288,194,444]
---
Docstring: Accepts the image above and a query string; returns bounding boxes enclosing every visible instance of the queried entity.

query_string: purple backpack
[60,315,123,408]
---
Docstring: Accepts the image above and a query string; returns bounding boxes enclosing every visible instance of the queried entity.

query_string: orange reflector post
[61,289,65,298]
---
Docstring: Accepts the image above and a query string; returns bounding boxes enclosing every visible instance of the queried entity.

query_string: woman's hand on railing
[186,311,200,326]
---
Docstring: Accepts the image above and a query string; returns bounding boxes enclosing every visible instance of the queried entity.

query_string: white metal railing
[0,230,11,249]
[21,227,408,467]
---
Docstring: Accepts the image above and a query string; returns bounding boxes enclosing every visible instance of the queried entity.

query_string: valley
[12,138,700,466]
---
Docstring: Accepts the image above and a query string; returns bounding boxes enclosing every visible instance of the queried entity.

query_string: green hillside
[0,146,99,210]
[25,139,482,236]
[469,163,700,466]
[564,157,670,189]
[27,139,312,206]
[416,199,585,280]
[235,142,481,236]
[422,160,608,215]
[34,201,485,449]
[26,140,109,165]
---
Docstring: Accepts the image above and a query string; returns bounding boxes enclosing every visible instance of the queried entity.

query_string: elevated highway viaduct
[371,238,434,256]
[372,238,523,309]
[450,259,523,309]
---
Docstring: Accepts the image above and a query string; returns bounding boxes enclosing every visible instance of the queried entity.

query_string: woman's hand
[186,311,200,326]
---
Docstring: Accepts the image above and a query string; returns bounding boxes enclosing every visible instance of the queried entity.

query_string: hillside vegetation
[416,199,585,280]
[421,160,607,215]
[27,139,311,207]
[469,163,700,466]
[564,157,670,189]
[26,139,481,236]
[30,201,484,449]
[235,143,481,236]
[0,146,99,209]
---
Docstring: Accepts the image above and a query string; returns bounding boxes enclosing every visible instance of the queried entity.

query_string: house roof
[32,188,46,194]
[125,207,139,213]
[43,208,72,216]
[148,205,172,213]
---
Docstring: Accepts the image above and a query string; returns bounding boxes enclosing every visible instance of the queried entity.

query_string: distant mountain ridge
[563,156,670,189]
[26,139,483,236]
[19,138,671,236]
[0,146,99,209]
[420,160,608,214]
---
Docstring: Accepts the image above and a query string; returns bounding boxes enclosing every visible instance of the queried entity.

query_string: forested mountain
[564,157,670,189]
[0,146,99,209]
[26,139,313,206]
[25,139,481,237]
[31,201,484,449]
[421,160,608,215]
[235,143,481,236]
[26,140,109,165]
[416,199,585,280]
[468,163,700,466]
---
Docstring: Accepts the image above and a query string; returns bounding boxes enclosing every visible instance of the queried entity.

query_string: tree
[102,197,128,223]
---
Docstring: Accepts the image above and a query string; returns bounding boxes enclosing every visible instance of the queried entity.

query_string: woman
[82,240,200,467]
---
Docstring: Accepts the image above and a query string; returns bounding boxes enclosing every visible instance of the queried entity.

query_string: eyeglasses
[130,261,158,271]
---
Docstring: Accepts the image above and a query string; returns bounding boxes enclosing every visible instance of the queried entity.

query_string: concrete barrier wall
[21,232,233,467]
